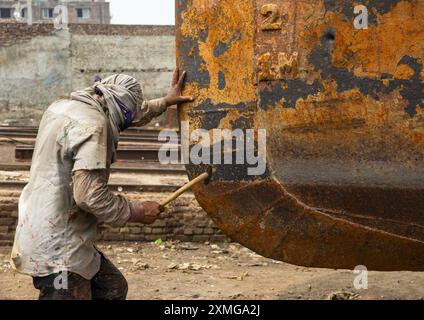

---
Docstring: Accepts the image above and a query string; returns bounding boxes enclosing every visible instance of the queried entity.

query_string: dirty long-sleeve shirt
[72,170,132,228]
[10,97,166,280]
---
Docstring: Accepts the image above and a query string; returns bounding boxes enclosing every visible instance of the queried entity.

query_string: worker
[10,68,193,300]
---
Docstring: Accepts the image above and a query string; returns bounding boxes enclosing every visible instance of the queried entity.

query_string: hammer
[160,166,215,209]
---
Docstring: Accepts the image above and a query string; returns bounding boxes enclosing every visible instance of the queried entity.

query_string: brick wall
[0,189,228,246]
[0,21,57,46]
[69,24,175,36]
[0,21,175,46]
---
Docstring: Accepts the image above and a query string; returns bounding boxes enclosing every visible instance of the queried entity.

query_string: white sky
[109,0,175,25]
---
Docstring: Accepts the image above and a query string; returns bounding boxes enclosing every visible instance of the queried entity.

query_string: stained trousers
[32,253,128,300]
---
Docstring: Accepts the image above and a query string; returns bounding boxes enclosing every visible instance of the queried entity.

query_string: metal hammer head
[204,166,216,186]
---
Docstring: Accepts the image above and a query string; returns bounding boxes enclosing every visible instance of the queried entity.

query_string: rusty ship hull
[176,0,424,270]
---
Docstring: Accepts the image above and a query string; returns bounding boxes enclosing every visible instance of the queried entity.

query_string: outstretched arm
[131,67,194,127]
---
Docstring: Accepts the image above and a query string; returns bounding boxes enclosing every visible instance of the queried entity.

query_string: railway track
[14,144,181,162]
[0,162,186,175]
[0,126,181,162]
[0,127,188,193]
[0,180,185,193]
[0,162,188,193]
[0,126,181,144]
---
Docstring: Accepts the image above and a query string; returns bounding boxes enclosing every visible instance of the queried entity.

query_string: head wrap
[70,74,144,149]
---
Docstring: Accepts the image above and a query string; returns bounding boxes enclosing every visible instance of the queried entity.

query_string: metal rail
[0,126,181,143]
[0,126,182,162]
[14,145,181,162]
[0,162,186,174]
[0,180,184,193]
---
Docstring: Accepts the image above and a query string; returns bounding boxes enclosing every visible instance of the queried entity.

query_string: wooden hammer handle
[160,172,209,207]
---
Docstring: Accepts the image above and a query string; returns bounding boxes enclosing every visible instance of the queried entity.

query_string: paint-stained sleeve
[131,98,167,127]
[70,125,108,172]
[72,170,133,227]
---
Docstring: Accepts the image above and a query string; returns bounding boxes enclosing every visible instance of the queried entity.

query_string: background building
[0,0,111,24]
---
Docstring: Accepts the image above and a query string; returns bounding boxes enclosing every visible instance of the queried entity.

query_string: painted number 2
[260,4,284,31]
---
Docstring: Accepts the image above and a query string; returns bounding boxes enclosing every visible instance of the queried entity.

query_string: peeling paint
[177,0,424,271]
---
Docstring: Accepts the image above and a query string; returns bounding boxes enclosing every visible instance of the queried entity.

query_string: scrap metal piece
[176,0,424,270]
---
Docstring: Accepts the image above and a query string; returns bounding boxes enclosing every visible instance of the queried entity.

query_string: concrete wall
[0,22,176,126]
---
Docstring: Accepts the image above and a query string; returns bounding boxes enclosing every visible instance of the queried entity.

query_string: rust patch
[177,0,424,270]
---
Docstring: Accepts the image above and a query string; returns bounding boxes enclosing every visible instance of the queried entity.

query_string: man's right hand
[129,201,163,225]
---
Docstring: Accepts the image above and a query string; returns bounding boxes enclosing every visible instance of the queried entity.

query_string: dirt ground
[0,241,423,300]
